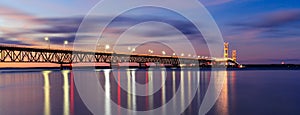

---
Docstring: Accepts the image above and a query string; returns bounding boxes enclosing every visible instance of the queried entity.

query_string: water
[0,69,300,115]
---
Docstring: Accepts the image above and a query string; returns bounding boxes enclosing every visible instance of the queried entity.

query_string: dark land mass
[238,64,300,70]
[0,64,300,71]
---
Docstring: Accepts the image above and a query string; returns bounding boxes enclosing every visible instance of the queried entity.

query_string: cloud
[228,9,300,40]
[231,9,300,28]
[0,6,45,46]
[0,5,43,32]
[44,35,76,45]
[246,9,300,28]
[111,17,202,37]
[0,38,32,46]
[221,9,300,64]
[1,13,206,45]
[0,5,209,57]
[0,5,36,22]
[199,0,233,6]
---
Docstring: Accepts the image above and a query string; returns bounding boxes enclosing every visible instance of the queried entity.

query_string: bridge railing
[0,45,240,67]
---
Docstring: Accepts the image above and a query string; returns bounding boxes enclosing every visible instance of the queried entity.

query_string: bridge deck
[0,45,239,67]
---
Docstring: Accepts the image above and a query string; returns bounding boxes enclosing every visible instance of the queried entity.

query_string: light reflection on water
[148,70,153,114]
[161,69,166,115]
[213,71,229,115]
[62,70,70,115]
[126,70,131,114]
[43,71,51,115]
[104,70,111,115]
[0,69,300,115]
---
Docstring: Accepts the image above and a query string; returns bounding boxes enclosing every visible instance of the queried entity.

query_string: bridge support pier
[69,63,73,70]
[60,63,63,70]
[60,63,73,70]
[172,64,180,68]
[155,62,160,67]
[110,63,119,68]
[139,63,147,68]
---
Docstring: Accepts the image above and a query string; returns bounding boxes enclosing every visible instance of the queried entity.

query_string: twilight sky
[0,0,299,64]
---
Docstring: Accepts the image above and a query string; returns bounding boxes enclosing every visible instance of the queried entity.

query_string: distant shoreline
[0,64,299,70]
[243,64,300,68]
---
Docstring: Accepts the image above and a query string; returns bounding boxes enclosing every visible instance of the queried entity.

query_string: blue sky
[0,0,299,64]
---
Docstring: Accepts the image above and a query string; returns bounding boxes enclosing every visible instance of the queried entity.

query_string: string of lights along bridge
[0,41,241,69]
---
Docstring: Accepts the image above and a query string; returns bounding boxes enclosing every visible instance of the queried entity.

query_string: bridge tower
[232,50,237,61]
[224,42,229,58]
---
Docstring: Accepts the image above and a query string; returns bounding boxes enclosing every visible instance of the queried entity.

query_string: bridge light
[197,56,200,58]
[173,53,176,56]
[162,51,166,55]
[63,40,68,50]
[104,44,110,53]
[128,47,135,53]
[64,40,68,45]
[44,37,49,41]
[44,37,50,49]
[148,49,153,54]
[105,44,110,50]
[188,54,191,57]
[181,53,184,57]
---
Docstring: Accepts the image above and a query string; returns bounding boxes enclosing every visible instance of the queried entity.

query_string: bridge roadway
[0,45,240,68]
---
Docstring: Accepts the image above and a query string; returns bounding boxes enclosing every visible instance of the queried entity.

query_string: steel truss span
[0,45,239,67]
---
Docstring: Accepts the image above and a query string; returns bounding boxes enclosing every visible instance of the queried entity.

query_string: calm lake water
[0,68,300,115]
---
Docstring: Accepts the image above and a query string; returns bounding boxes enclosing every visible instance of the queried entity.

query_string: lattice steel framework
[0,45,238,66]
